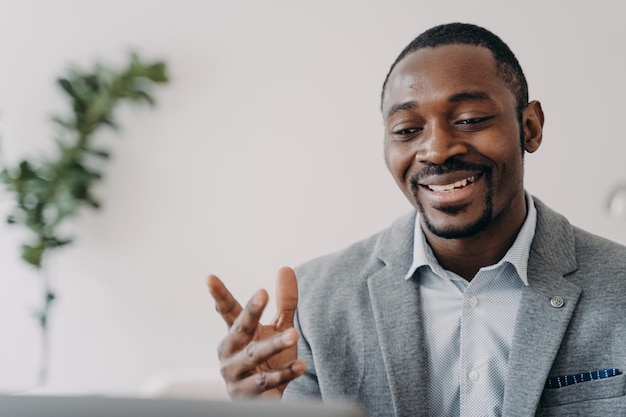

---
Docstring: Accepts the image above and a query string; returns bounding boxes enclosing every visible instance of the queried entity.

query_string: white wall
[1,0,625,396]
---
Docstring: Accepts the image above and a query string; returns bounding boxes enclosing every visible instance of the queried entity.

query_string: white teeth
[428,176,476,192]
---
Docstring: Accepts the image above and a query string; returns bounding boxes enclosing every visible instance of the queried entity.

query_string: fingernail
[251,291,263,307]
[291,361,305,373]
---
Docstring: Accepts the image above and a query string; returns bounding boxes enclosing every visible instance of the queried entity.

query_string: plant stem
[37,265,52,388]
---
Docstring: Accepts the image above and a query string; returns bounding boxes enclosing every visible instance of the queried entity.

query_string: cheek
[492,148,525,189]
[384,144,414,182]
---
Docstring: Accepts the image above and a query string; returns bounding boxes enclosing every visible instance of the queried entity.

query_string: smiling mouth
[425,175,478,192]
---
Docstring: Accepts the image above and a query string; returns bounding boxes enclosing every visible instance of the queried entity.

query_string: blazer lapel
[367,212,430,417]
[502,198,581,416]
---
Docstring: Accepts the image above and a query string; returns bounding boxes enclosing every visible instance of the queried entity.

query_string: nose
[414,122,468,165]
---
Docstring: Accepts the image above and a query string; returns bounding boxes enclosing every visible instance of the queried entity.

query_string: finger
[273,266,298,328]
[224,328,299,380]
[207,275,243,327]
[226,359,307,398]
[218,289,268,358]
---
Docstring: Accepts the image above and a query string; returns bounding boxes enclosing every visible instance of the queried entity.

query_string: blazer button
[550,296,565,308]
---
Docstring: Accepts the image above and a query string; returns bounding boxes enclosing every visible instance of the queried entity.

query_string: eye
[455,116,490,125]
[392,127,422,137]
[454,116,494,131]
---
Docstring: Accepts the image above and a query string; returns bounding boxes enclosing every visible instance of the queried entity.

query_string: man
[208,23,626,416]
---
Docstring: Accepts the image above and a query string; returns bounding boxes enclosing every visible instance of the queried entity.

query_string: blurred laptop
[0,394,368,417]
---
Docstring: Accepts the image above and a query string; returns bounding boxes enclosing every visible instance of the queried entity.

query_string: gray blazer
[283,198,626,416]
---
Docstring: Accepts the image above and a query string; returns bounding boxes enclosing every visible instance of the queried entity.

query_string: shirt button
[468,371,479,381]
[468,296,479,308]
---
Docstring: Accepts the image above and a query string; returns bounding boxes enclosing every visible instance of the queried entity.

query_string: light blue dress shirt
[405,194,537,416]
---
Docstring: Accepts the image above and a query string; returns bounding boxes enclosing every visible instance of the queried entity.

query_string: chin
[421,209,493,240]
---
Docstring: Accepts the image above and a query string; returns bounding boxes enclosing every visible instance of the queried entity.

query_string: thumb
[274,266,298,329]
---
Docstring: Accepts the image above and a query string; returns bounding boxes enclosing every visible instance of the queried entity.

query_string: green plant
[0,53,168,385]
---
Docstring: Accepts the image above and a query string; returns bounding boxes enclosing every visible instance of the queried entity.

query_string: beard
[418,190,493,239]
[410,159,494,239]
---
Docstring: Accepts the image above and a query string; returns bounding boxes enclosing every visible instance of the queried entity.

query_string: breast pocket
[538,373,626,408]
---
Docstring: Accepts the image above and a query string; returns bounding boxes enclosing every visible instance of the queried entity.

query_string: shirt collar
[405,193,537,285]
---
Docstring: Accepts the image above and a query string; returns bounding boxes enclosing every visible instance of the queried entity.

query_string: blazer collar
[373,210,417,270]
[526,197,578,276]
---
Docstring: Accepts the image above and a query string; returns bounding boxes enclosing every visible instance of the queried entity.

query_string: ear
[522,100,544,153]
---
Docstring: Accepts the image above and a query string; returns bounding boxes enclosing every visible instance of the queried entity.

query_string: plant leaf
[22,244,44,267]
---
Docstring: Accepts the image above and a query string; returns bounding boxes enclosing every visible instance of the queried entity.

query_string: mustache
[409,158,491,187]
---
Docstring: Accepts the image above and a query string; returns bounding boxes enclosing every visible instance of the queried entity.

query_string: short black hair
[381,22,529,116]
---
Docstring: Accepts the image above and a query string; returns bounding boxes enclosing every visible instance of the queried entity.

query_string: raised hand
[207,266,306,398]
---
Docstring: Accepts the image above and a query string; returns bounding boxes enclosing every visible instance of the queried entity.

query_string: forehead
[383,44,515,115]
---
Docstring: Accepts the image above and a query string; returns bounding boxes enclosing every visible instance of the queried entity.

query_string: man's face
[382,44,529,239]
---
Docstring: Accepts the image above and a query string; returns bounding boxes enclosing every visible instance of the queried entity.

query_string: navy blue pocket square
[545,368,622,389]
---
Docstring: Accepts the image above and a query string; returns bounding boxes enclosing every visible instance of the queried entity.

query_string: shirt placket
[458,271,495,416]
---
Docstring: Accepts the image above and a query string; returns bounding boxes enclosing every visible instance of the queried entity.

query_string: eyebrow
[384,101,419,119]
[448,91,492,103]
[384,91,493,119]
